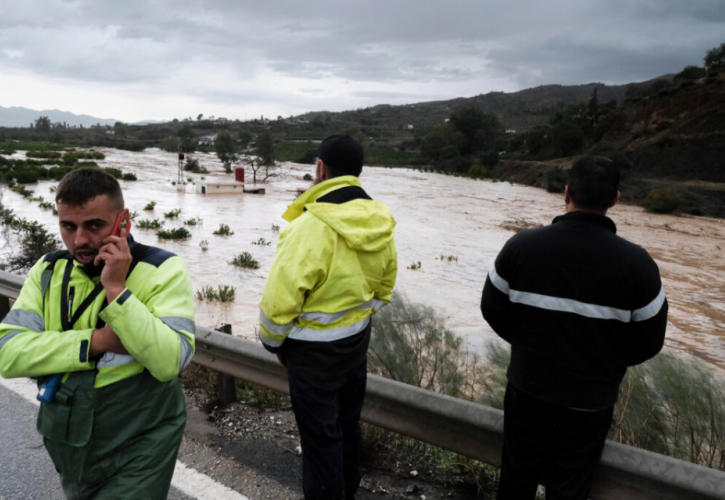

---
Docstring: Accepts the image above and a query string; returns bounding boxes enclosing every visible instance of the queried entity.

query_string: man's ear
[564,185,572,205]
[609,190,621,209]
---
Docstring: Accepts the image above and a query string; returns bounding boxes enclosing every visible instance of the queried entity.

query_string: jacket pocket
[37,385,95,447]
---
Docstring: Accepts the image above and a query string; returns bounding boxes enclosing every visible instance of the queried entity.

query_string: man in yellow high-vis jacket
[0,168,195,499]
[259,134,398,500]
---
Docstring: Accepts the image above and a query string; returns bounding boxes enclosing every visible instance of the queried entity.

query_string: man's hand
[95,227,132,303]
[89,325,129,357]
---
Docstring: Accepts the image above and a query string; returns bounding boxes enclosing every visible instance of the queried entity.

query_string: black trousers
[288,361,367,500]
[497,383,614,500]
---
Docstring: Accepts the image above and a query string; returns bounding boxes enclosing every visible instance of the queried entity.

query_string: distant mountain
[0,106,118,128]
[298,76,674,131]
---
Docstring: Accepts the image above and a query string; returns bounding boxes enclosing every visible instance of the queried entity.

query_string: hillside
[298,76,672,132]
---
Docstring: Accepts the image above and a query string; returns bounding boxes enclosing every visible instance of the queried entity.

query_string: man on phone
[0,168,195,499]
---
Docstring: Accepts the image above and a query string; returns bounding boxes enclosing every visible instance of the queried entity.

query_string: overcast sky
[0,0,722,123]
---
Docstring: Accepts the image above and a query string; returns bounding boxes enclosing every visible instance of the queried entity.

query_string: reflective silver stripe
[97,352,136,368]
[259,334,284,348]
[508,290,632,322]
[488,265,510,295]
[159,317,196,374]
[490,265,633,322]
[259,309,293,336]
[632,286,666,322]
[2,309,45,332]
[0,330,24,351]
[300,298,376,325]
[178,333,194,373]
[372,299,387,312]
[288,316,370,342]
[160,316,196,334]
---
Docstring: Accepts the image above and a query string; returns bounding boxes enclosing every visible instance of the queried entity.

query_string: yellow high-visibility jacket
[0,239,196,388]
[259,175,397,373]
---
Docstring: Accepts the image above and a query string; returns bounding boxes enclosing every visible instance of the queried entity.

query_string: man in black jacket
[481,156,668,500]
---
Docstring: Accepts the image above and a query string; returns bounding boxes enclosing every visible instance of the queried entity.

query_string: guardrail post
[0,295,10,320]
[216,323,236,407]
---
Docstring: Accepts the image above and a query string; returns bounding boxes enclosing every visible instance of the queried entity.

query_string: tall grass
[372,294,725,471]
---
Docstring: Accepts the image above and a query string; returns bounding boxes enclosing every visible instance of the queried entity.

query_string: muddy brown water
[3,148,724,369]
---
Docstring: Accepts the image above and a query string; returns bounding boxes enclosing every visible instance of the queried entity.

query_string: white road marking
[0,376,250,500]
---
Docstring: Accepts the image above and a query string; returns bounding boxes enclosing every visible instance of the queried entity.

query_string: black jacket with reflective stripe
[481,211,668,410]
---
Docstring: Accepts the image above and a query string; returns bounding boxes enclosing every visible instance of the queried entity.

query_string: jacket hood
[282,176,396,252]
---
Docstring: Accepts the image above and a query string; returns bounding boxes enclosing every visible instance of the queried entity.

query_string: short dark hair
[568,156,620,210]
[55,168,124,210]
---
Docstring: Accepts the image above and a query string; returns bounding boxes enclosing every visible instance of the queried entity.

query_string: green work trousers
[38,370,186,500]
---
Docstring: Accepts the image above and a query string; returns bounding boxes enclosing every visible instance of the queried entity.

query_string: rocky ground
[179,385,497,500]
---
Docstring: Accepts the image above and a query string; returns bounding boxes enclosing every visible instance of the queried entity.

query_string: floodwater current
[4,148,725,369]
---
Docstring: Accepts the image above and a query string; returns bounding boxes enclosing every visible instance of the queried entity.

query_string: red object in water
[235,167,245,183]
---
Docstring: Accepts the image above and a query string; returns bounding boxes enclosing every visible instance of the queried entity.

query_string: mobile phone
[110,210,131,237]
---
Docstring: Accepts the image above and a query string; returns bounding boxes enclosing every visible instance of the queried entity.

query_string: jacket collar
[282,176,361,223]
[552,211,617,234]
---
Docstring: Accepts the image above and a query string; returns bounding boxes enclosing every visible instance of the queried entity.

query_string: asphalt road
[0,383,194,500]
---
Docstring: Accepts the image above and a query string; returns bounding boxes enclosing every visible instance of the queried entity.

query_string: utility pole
[177,137,184,190]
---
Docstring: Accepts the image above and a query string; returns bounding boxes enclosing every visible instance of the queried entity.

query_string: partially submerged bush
[143,201,156,211]
[195,285,236,302]
[6,219,61,272]
[136,218,164,230]
[546,166,567,193]
[164,208,182,219]
[407,261,422,270]
[643,189,683,214]
[184,217,203,226]
[500,218,543,233]
[157,227,191,240]
[251,237,271,246]
[122,172,137,181]
[303,173,313,181]
[213,223,234,236]
[199,239,209,251]
[104,168,123,179]
[468,164,491,179]
[229,252,259,269]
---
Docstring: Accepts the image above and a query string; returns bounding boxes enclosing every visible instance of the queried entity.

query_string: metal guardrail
[1,271,724,499]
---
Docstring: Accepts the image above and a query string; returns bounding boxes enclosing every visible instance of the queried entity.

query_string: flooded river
[3,148,725,368]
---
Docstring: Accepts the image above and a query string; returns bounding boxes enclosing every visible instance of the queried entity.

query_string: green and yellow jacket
[259,175,397,377]
[0,238,195,388]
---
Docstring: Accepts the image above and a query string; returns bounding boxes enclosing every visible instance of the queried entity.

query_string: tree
[178,123,194,150]
[197,114,204,121]
[237,129,252,148]
[7,220,61,272]
[588,87,599,127]
[34,116,51,134]
[214,132,238,171]
[449,108,503,154]
[704,42,725,73]
[256,131,274,166]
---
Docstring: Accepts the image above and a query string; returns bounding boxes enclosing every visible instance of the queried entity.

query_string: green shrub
[407,261,422,270]
[196,285,236,302]
[675,65,707,81]
[11,185,34,198]
[13,169,40,184]
[122,172,137,181]
[184,217,203,226]
[546,167,567,193]
[136,218,164,230]
[468,164,491,179]
[6,219,61,272]
[199,239,209,251]
[104,168,123,179]
[38,201,54,211]
[143,201,156,211]
[0,149,16,155]
[251,237,271,246]
[643,189,683,214]
[213,223,234,236]
[303,173,313,181]
[26,151,61,160]
[271,224,280,232]
[229,252,259,269]
[156,227,191,240]
[164,208,182,219]
[61,152,78,166]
